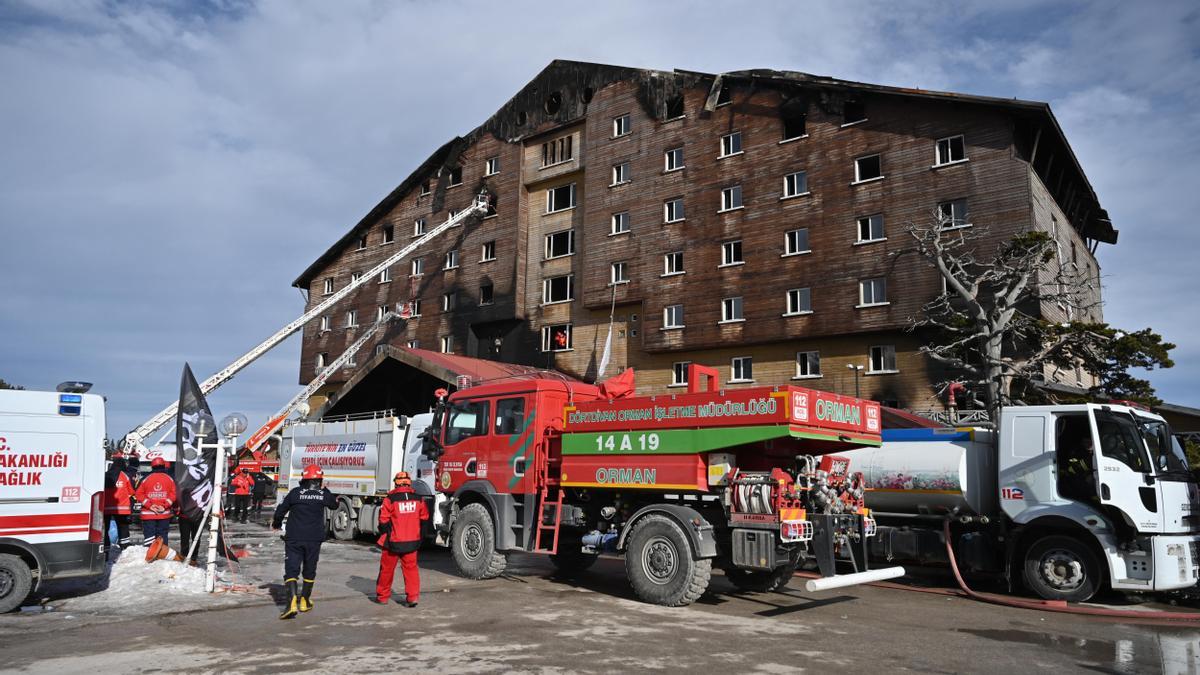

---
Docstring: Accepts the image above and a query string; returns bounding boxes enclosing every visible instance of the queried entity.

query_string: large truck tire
[624,514,711,606]
[451,503,507,579]
[725,565,795,593]
[1022,534,1101,603]
[330,500,356,541]
[0,554,33,614]
[549,547,599,574]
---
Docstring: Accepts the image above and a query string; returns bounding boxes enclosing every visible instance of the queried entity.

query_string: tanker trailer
[838,403,1200,603]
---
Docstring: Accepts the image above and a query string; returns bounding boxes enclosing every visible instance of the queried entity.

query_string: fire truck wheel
[725,565,795,593]
[331,500,356,541]
[451,503,507,579]
[1022,534,1101,603]
[549,547,599,574]
[624,515,711,606]
[0,554,33,614]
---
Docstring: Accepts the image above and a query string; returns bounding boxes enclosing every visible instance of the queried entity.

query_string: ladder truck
[122,194,490,454]
[424,364,904,606]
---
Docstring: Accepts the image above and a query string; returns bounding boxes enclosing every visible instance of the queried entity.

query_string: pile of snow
[63,549,243,614]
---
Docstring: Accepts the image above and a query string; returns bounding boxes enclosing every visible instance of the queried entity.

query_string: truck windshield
[1135,416,1191,476]
[1093,410,1152,474]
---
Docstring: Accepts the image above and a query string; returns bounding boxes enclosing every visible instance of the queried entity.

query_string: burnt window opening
[541,136,573,168]
[448,166,463,187]
[356,235,368,250]
[666,95,685,119]
[382,224,394,243]
[544,91,562,115]
[783,113,807,140]
[479,283,494,306]
[516,110,528,126]
[485,193,498,217]
[843,99,866,125]
[716,85,732,107]
[419,181,431,196]
[581,87,594,104]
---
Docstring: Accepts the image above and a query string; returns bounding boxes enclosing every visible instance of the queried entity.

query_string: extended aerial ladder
[237,311,401,458]
[123,192,490,453]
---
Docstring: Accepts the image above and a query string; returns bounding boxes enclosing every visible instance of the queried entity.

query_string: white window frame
[316,352,328,369]
[853,154,884,184]
[783,228,811,257]
[410,299,422,317]
[664,147,684,172]
[610,262,629,285]
[784,287,812,316]
[322,278,334,295]
[484,157,500,176]
[670,361,690,387]
[783,171,809,199]
[720,131,743,158]
[611,162,631,186]
[444,249,459,270]
[411,258,424,276]
[442,293,456,312]
[350,271,363,284]
[663,304,684,330]
[719,185,743,212]
[610,211,630,235]
[934,135,967,167]
[356,235,367,251]
[664,198,685,223]
[382,224,395,244]
[720,296,744,323]
[319,315,331,332]
[613,114,631,138]
[542,274,574,305]
[720,240,744,267]
[541,136,574,168]
[376,305,387,322]
[794,351,821,379]
[546,183,577,213]
[856,214,885,244]
[938,199,972,230]
[441,335,454,353]
[858,277,888,307]
[419,182,431,197]
[481,240,496,262]
[345,309,358,328]
[406,339,419,349]
[413,218,426,237]
[544,229,575,259]
[541,324,573,352]
[379,267,392,283]
[730,356,753,383]
[869,345,898,374]
[662,251,684,277]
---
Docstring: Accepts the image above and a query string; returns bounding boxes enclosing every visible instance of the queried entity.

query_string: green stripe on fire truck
[561,425,792,455]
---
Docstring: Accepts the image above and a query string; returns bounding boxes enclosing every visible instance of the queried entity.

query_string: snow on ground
[62,548,250,614]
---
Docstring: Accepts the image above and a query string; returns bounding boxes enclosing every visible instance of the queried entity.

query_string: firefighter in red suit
[103,453,136,549]
[374,471,429,606]
[136,457,177,546]
[230,468,255,523]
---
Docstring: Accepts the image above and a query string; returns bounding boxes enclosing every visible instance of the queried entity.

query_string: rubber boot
[299,579,315,613]
[279,579,299,620]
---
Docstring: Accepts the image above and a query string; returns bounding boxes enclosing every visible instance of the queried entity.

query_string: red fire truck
[428,364,903,606]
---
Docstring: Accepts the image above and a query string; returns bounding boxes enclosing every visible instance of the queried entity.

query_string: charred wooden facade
[292,60,1114,411]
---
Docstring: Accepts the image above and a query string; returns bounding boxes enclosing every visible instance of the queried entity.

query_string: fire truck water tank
[837,428,998,517]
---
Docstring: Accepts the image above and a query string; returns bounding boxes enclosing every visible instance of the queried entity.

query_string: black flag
[175,363,218,521]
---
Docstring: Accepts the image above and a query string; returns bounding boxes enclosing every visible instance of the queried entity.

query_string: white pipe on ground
[803,566,906,593]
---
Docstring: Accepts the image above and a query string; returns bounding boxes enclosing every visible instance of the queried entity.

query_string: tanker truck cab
[998,403,1200,598]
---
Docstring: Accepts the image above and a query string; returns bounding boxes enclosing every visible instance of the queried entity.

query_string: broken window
[485,193,498,217]
[356,235,367,250]
[716,85,732,107]
[382,224,394,243]
[448,166,463,187]
[544,91,562,115]
[783,112,807,140]
[544,230,574,259]
[854,154,882,182]
[936,135,966,165]
[843,99,866,125]
[546,183,576,212]
[542,274,574,304]
[666,95,685,119]
[720,131,742,157]
[857,214,885,242]
[937,199,970,229]
[541,136,573,167]
[419,181,431,196]
[479,283,494,306]
[542,324,572,352]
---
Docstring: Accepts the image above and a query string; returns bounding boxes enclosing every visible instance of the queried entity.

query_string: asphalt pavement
[1,518,1197,673]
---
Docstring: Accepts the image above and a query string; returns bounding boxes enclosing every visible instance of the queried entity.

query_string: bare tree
[904,211,1103,420]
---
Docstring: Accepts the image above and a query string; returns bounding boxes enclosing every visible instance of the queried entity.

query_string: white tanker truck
[840,402,1200,602]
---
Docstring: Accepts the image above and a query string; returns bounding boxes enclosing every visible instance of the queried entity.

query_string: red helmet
[301,465,323,480]
[393,471,411,487]
[150,457,167,468]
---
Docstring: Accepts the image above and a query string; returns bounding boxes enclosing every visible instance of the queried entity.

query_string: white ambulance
[0,384,106,612]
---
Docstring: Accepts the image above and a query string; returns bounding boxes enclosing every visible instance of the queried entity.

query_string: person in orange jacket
[374,471,429,607]
[230,468,255,523]
[136,457,177,546]
[103,453,136,549]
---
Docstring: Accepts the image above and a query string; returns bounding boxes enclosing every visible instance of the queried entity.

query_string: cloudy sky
[2,0,1197,438]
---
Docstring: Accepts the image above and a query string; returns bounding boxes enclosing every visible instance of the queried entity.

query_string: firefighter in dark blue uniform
[272,464,337,619]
